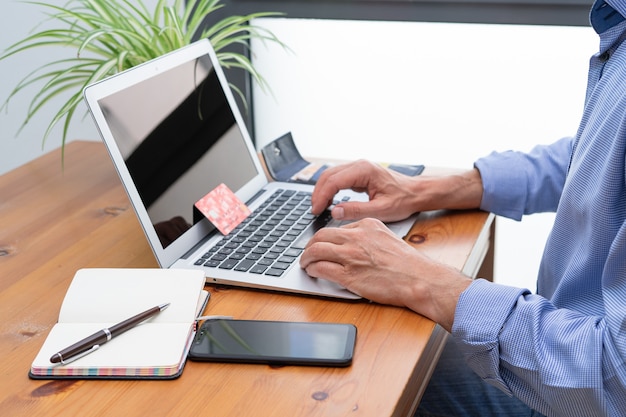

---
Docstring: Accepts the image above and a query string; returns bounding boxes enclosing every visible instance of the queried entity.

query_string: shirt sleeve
[452,279,626,417]
[474,136,574,220]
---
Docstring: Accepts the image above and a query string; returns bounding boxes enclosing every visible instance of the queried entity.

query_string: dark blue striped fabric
[452,1,626,416]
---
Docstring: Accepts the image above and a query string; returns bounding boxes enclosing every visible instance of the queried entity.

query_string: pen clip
[56,345,100,366]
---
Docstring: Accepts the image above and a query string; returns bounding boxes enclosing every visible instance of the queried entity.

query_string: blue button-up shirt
[453,1,626,416]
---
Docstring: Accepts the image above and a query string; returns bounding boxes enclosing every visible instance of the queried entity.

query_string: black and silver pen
[50,303,170,364]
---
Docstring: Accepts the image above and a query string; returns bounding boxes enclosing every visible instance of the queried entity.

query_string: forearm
[401,253,473,332]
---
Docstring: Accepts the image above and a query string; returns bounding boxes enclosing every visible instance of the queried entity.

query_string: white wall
[250,18,598,290]
[0,1,103,176]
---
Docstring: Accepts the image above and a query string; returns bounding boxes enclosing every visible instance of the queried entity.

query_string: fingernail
[332,206,344,220]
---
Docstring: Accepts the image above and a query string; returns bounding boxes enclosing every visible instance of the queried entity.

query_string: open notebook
[30,268,208,380]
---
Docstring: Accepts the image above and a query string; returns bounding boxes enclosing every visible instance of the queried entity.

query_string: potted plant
[0,0,283,155]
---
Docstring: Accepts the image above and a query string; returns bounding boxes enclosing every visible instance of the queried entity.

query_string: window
[204,0,592,140]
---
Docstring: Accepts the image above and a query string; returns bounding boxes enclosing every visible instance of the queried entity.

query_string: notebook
[30,268,209,379]
[83,38,417,299]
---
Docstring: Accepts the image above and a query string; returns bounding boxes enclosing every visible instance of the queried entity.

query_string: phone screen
[188,319,357,367]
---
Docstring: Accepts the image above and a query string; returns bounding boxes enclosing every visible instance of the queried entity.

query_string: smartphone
[188,319,357,367]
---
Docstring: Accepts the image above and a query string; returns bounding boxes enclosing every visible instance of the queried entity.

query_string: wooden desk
[0,141,494,416]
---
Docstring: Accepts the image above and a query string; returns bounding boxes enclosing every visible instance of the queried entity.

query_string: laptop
[84,38,416,299]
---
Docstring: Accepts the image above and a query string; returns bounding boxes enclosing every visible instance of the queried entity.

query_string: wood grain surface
[0,141,493,417]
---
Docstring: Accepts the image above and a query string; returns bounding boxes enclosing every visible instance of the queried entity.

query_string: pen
[50,303,170,364]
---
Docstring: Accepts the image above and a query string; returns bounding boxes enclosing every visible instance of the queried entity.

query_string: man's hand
[300,217,472,331]
[311,160,421,222]
[311,160,484,223]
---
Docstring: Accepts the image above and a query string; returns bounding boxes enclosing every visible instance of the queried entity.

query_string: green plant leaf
[1,0,285,153]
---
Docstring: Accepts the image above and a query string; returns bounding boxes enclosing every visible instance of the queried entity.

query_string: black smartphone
[188,319,357,367]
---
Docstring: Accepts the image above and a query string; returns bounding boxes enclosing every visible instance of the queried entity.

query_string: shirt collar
[591,0,626,33]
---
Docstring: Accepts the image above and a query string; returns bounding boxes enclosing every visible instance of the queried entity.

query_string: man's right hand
[310,159,484,222]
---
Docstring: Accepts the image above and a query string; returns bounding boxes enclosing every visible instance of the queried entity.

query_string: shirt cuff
[451,279,530,393]
[474,152,527,221]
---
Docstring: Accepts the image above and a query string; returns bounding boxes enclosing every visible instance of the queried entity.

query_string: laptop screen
[96,53,258,248]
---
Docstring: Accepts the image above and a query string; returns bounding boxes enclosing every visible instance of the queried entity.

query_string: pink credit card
[194,183,251,235]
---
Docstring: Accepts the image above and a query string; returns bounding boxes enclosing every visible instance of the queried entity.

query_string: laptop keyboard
[194,189,347,277]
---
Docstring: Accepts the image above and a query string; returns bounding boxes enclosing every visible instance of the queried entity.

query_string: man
[299,1,626,416]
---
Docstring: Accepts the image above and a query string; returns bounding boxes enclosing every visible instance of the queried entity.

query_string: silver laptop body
[84,39,415,299]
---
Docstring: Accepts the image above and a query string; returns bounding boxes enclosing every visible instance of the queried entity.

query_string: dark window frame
[219,0,592,26]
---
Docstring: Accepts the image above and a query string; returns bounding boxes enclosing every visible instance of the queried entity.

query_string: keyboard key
[278,256,296,264]
[265,268,285,277]
[250,265,268,274]
[235,259,255,272]
[203,259,221,268]
[271,262,291,270]
[219,259,238,269]
[229,253,245,260]
[269,246,286,254]
[224,241,239,250]
[284,248,302,257]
